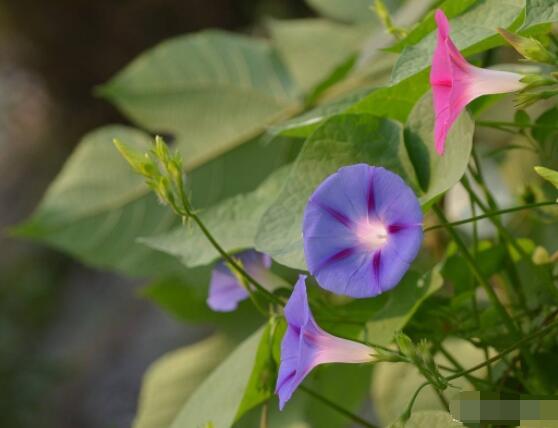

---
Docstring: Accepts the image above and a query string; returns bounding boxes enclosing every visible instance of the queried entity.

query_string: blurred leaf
[387,0,477,53]
[140,166,290,268]
[535,166,558,189]
[523,0,558,29]
[532,106,558,145]
[389,410,464,428]
[15,127,295,277]
[133,335,233,428]
[372,339,489,425]
[391,0,525,85]
[305,0,377,23]
[256,113,410,270]
[405,92,475,204]
[169,325,267,428]
[268,18,369,93]
[14,126,181,277]
[100,31,301,171]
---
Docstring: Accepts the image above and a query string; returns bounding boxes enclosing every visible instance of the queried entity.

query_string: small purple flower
[207,250,272,312]
[276,275,375,410]
[303,164,423,298]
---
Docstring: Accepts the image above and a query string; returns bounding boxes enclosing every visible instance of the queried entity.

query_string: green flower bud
[498,28,557,64]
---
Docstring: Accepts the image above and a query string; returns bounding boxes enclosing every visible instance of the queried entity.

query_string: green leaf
[236,323,277,419]
[16,126,295,277]
[349,71,430,122]
[255,113,410,270]
[535,166,558,189]
[14,126,182,277]
[523,0,558,28]
[140,166,290,268]
[405,91,475,204]
[305,0,377,23]
[391,0,525,85]
[267,87,374,139]
[268,18,370,93]
[99,30,301,171]
[168,325,268,428]
[133,335,234,428]
[387,0,478,53]
[390,410,464,428]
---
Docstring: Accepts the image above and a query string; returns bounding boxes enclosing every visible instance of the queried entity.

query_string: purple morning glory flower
[276,275,375,409]
[303,164,423,298]
[207,250,272,312]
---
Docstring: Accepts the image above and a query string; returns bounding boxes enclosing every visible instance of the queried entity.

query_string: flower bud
[498,28,557,64]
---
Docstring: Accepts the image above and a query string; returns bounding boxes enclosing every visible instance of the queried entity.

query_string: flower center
[355,220,388,251]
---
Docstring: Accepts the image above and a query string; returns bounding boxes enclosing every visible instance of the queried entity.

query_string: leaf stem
[300,385,378,428]
[423,201,555,232]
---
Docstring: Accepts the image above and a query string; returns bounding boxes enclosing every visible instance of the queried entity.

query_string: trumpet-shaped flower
[276,275,375,409]
[207,250,272,312]
[431,9,525,154]
[303,164,423,298]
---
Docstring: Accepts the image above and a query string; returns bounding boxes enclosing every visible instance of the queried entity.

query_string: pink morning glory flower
[207,250,272,312]
[431,9,525,154]
[303,164,423,298]
[276,275,375,410]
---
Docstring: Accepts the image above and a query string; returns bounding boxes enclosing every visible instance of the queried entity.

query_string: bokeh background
[0,1,311,427]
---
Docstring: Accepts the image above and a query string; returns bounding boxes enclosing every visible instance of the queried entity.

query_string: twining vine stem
[424,201,556,232]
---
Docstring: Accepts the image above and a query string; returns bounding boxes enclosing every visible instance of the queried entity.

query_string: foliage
[17,1,558,427]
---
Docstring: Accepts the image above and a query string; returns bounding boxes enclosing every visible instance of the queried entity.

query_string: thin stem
[189,213,284,306]
[446,318,558,381]
[477,120,558,130]
[432,205,521,339]
[300,385,378,428]
[438,345,480,389]
[423,201,556,232]
[259,402,269,428]
[403,319,558,418]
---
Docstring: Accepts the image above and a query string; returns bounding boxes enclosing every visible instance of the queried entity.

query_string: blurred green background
[0,1,311,427]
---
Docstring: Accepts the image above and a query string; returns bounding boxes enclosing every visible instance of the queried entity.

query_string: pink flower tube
[430,9,525,155]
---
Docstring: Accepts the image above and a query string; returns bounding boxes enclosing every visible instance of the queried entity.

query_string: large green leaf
[349,72,430,122]
[139,166,290,268]
[267,88,374,139]
[99,30,301,171]
[523,0,558,28]
[391,0,525,84]
[169,325,269,428]
[133,335,234,428]
[405,92,475,204]
[14,126,182,277]
[305,0,377,23]
[16,127,295,277]
[388,0,478,53]
[255,113,410,270]
[268,18,370,93]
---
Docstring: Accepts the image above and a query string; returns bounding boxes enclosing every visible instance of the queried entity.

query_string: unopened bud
[532,246,551,265]
[394,332,416,360]
[498,28,557,64]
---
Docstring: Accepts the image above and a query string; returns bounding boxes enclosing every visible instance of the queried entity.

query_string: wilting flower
[430,9,525,154]
[276,275,375,409]
[207,250,272,312]
[303,164,423,298]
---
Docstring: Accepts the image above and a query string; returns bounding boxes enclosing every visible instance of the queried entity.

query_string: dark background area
[0,1,311,427]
